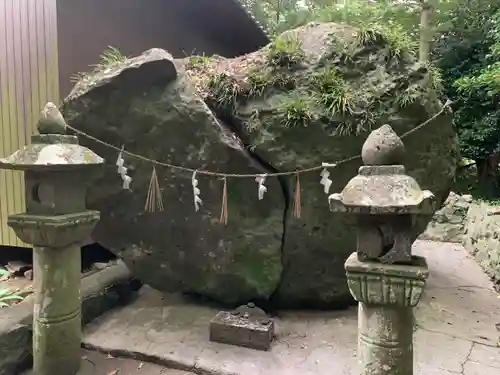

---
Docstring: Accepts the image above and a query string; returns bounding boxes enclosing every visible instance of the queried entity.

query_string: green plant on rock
[395,61,443,108]
[355,24,415,61]
[310,67,354,116]
[187,55,211,69]
[98,46,127,66]
[244,109,263,133]
[355,28,383,47]
[267,35,305,68]
[280,98,316,128]
[71,46,127,83]
[207,73,241,110]
[397,85,423,107]
[425,62,444,90]
[332,121,357,136]
[247,69,271,97]
[0,288,24,308]
[248,68,298,97]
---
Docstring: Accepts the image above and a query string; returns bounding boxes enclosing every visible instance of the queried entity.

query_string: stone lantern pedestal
[345,254,428,375]
[328,125,436,375]
[0,103,104,375]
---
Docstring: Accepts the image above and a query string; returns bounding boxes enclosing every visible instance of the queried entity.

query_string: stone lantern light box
[0,103,103,218]
[328,124,437,264]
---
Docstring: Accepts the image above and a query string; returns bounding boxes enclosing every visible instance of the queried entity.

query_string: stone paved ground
[23,349,193,375]
[83,241,500,375]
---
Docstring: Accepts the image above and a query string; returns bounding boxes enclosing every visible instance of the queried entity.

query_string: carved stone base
[209,311,274,351]
[344,253,429,307]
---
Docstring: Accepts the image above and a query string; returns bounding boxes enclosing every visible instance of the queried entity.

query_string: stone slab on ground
[83,241,500,375]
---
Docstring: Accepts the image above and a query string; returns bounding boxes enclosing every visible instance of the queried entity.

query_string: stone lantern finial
[37,102,67,135]
[361,124,406,166]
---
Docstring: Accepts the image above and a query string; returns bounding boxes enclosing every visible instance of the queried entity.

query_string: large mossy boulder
[63,49,284,305]
[63,23,458,308]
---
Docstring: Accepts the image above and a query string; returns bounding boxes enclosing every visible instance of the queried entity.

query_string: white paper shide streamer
[192,171,203,212]
[320,163,335,194]
[116,147,132,190]
[255,174,267,200]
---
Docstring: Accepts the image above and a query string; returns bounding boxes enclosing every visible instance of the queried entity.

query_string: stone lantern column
[0,103,104,375]
[328,125,436,375]
[345,254,428,374]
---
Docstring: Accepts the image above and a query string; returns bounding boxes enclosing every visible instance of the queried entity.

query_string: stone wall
[421,193,500,289]
[462,202,500,288]
[420,192,472,243]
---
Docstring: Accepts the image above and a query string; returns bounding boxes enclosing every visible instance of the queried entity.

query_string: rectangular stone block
[209,311,274,351]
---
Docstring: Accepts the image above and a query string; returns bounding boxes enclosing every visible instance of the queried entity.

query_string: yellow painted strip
[4,0,18,246]
[0,0,9,246]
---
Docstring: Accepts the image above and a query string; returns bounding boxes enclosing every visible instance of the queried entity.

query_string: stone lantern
[0,103,104,375]
[329,125,436,375]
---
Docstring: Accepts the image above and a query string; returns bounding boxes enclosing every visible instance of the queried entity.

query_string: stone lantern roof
[0,103,103,172]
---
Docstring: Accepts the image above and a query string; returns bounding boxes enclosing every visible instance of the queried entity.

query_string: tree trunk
[419,1,433,63]
[476,153,500,199]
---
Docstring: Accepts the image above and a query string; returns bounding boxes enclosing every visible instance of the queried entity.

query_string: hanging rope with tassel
[144,166,164,212]
[219,177,228,225]
[293,173,301,218]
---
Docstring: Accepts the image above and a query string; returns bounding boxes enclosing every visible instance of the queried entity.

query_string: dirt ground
[23,349,194,375]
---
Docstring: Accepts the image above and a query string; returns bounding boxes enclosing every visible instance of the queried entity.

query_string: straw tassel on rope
[219,177,228,225]
[293,173,301,218]
[144,166,164,212]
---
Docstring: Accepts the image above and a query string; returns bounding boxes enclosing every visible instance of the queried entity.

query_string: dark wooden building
[57,0,269,96]
[0,0,269,246]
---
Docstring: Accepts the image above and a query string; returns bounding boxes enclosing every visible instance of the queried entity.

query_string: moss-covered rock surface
[63,23,458,308]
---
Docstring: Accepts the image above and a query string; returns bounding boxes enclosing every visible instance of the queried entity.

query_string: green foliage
[267,35,305,67]
[187,55,211,69]
[355,23,416,60]
[244,0,499,163]
[0,288,24,308]
[240,0,313,35]
[440,5,500,162]
[425,62,444,92]
[397,84,423,108]
[310,67,353,116]
[0,269,24,308]
[71,46,127,83]
[396,63,443,107]
[0,268,10,278]
[247,70,270,97]
[245,110,263,133]
[98,46,127,66]
[247,68,297,97]
[279,98,316,128]
[207,73,241,110]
